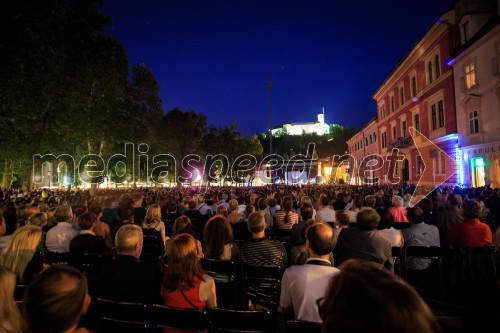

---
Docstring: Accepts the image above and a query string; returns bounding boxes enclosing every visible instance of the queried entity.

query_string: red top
[448,218,493,247]
[161,275,206,309]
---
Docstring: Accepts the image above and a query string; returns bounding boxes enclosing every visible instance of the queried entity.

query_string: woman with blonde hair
[161,234,216,310]
[0,266,21,333]
[216,205,228,218]
[0,225,45,285]
[142,204,168,248]
[26,212,48,257]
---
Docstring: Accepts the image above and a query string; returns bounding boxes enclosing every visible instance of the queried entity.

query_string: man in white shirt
[315,196,336,222]
[280,222,340,323]
[46,205,79,253]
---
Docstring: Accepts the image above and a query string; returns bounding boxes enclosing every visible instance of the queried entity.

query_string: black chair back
[151,304,211,332]
[207,308,273,332]
[98,317,148,333]
[71,252,102,274]
[285,320,321,333]
[96,298,148,324]
[201,258,239,308]
[242,264,283,310]
[46,251,71,264]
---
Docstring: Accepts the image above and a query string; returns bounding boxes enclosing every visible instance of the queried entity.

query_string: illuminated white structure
[271,109,330,136]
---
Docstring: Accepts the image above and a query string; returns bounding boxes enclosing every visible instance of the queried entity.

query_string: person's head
[115,224,143,258]
[73,206,87,218]
[300,203,314,222]
[247,211,266,235]
[172,216,193,236]
[268,198,277,208]
[144,204,162,224]
[321,195,330,207]
[88,205,103,219]
[306,222,336,257]
[301,218,317,242]
[353,195,364,209]
[391,196,404,208]
[103,197,113,208]
[300,196,313,207]
[26,212,48,228]
[258,198,269,211]
[23,265,90,333]
[216,205,228,217]
[244,204,255,219]
[365,194,377,208]
[282,196,293,212]
[0,215,6,237]
[54,205,73,223]
[406,206,424,224]
[118,206,134,223]
[163,233,204,292]
[133,193,143,203]
[418,198,433,213]
[356,208,380,231]
[319,259,440,333]
[0,226,42,284]
[375,207,394,230]
[188,200,196,209]
[446,194,462,208]
[228,199,239,212]
[0,266,21,333]
[203,215,233,259]
[77,212,97,231]
[335,210,350,228]
[462,199,483,219]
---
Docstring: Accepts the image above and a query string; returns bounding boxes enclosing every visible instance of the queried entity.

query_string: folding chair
[151,304,212,333]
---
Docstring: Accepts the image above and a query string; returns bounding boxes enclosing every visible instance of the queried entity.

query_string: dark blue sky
[101,0,454,135]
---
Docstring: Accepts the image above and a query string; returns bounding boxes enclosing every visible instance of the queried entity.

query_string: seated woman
[275,196,299,229]
[165,216,203,257]
[319,259,440,333]
[0,225,45,285]
[161,234,216,311]
[0,266,21,333]
[142,204,169,250]
[376,207,404,248]
[26,212,48,257]
[203,215,239,261]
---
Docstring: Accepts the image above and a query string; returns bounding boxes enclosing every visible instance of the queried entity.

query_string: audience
[275,196,299,229]
[376,207,404,248]
[69,212,109,254]
[22,265,91,333]
[166,216,203,257]
[45,205,78,253]
[334,208,393,270]
[0,266,21,333]
[203,215,239,260]
[161,233,217,309]
[448,199,493,247]
[240,212,287,267]
[280,222,339,323]
[319,259,441,333]
[0,226,45,284]
[99,224,161,304]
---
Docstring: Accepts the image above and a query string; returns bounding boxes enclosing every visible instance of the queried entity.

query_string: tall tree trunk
[2,160,9,188]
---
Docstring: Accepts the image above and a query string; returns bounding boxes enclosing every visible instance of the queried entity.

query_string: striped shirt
[275,211,299,229]
[240,237,287,267]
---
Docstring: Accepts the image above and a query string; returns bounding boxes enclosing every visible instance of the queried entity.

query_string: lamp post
[268,77,273,184]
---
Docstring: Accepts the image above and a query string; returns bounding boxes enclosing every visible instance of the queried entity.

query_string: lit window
[399,87,404,105]
[381,132,387,148]
[469,110,479,134]
[465,62,476,89]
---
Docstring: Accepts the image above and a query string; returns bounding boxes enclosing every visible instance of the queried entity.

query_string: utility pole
[267,76,273,183]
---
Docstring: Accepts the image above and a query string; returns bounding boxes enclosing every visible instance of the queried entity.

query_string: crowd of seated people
[0,184,498,332]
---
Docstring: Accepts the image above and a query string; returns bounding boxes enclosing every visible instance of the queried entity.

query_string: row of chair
[95,297,321,333]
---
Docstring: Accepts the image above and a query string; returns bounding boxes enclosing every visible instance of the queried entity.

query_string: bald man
[279,222,340,323]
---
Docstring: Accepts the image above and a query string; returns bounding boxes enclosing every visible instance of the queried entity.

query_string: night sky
[101,0,454,136]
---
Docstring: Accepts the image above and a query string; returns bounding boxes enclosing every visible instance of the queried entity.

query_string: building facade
[347,117,379,185]
[449,4,500,187]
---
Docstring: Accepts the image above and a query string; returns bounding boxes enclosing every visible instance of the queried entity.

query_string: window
[427,61,434,84]
[438,101,444,128]
[440,152,446,174]
[465,62,476,89]
[391,96,395,112]
[430,100,445,131]
[469,110,479,134]
[373,132,376,142]
[402,121,407,137]
[411,76,417,97]
[435,55,440,79]
[399,87,405,105]
[414,114,420,133]
[365,137,368,146]
[381,132,387,148]
[431,104,437,130]
[392,126,397,140]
